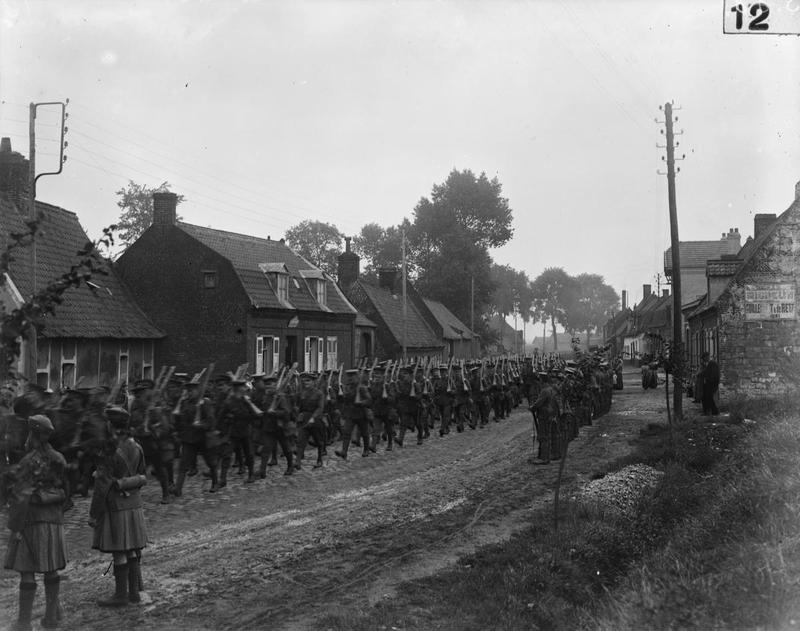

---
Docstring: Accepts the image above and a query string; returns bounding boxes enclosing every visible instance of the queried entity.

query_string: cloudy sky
[1,0,798,308]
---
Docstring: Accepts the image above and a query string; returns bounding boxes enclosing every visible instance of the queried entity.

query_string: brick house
[686,181,800,396]
[0,137,163,387]
[116,192,357,374]
[337,239,475,360]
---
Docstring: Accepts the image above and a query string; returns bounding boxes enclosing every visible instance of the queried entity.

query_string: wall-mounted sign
[287,316,300,328]
[744,283,796,320]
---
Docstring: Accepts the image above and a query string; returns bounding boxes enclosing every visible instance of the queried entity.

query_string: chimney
[0,137,30,208]
[754,213,777,240]
[621,289,627,310]
[378,267,400,294]
[152,192,178,226]
[337,236,359,290]
[662,289,669,297]
[643,284,651,299]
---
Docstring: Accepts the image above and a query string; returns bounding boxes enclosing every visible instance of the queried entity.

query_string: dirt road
[0,371,664,630]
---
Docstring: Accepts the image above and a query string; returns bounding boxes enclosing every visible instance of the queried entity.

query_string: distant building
[337,239,476,359]
[664,228,741,305]
[116,192,358,373]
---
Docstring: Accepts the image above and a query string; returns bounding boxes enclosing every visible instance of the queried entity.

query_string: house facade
[686,182,800,396]
[0,137,163,388]
[116,192,357,374]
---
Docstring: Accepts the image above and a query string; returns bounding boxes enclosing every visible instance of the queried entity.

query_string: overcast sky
[2,0,798,309]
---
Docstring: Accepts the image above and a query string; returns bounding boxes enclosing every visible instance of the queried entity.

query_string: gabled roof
[692,199,797,319]
[0,197,163,339]
[177,222,355,315]
[664,238,740,272]
[423,298,474,340]
[357,281,442,350]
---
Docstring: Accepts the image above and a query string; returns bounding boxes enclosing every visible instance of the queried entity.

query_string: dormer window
[300,269,328,308]
[259,262,292,307]
[315,279,326,306]
[275,272,289,302]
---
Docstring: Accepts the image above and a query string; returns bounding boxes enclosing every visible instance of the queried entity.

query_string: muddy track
[0,376,661,630]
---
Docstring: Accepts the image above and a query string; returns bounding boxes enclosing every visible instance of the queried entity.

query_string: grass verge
[319,397,800,631]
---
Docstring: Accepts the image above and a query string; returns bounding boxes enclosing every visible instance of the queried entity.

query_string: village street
[0,371,668,630]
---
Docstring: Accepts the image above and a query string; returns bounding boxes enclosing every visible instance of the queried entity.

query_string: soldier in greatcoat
[4,414,68,630]
[91,406,148,608]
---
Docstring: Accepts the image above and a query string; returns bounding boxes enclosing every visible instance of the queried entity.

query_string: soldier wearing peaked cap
[295,372,326,470]
[530,372,559,465]
[129,379,172,504]
[369,365,397,452]
[395,366,423,447]
[258,375,295,477]
[216,378,259,485]
[172,374,220,496]
[4,413,69,630]
[335,369,372,460]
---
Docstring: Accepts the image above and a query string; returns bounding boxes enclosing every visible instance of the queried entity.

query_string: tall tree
[410,169,514,323]
[568,273,620,349]
[116,180,184,246]
[530,267,578,352]
[353,220,412,282]
[284,220,343,277]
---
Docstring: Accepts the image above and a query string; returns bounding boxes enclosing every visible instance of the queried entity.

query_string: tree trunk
[551,315,558,352]
[586,327,591,351]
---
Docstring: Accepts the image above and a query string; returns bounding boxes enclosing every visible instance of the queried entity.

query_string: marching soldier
[452,364,472,432]
[369,364,397,452]
[531,372,560,465]
[172,374,220,496]
[395,366,422,447]
[216,377,260,485]
[259,375,295,477]
[335,369,372,459]
[129,379,172,504]
[434,365,453,436]
[295,372,326,470]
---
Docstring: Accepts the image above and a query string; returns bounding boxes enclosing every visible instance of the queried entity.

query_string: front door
[285,335,298,367]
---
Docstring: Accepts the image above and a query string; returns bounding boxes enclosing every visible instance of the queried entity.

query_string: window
[61,340,77,389]
[36,339,50,389]
[326,337,338,370]
[119,346,129,384]
[256,335,281,375]
[315,279,326,306]
[142,341,154,380]
[203,271,218,288]
[276,273,289,302]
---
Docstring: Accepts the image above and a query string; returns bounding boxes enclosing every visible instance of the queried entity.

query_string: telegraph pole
[401,227,407,360]
[659,101,685,423]
[25,100,69,381]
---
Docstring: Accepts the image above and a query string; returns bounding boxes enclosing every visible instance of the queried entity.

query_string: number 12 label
[723,0,800,34]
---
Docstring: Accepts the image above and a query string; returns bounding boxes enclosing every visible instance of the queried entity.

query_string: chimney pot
[379,267,401,294]
[0,137,11,153]
[662,289,669,297]
[152,191,178,227]
[754,213,777,240]
[621,289,628,310]
[337,237,360,290]
[643,284,652,299]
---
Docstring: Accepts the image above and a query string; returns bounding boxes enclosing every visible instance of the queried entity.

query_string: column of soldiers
[1,353,616,505]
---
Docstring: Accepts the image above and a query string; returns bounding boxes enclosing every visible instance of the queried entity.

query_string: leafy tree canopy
[530,267,578,351]
[284,220,343,277]
[568,273,620,348]
[116,180,184,246]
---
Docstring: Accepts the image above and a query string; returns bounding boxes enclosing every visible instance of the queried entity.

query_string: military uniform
[258,379,295,477]
[172,381,220,495]
[295,375,326,469]
[335,370,372,459]
[531,375,560,464]
[129,379,172,503]
[216,383,259,485]
[369,366,397,451]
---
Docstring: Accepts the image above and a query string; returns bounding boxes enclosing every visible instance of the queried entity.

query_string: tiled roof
[423,298,474,340]
[178,222,355,315]
[0,197,163,339]
[358,282,442,350]
[706,259,740,276]
[664,239,739,271]
[355,312,378,328]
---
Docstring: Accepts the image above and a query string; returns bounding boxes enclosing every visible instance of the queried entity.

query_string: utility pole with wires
[24,99,69,381]
[657,101,685,423]
[401,227,407,360]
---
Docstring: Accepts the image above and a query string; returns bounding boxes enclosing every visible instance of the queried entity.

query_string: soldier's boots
[160,479,172,505]
[219,466,228,488]
[41,575,61,629]
[313,456,324,469]
[173,470,185,497]
[246,466,255,483]
[369,435,378,453]
[127,558,141,604]
[386,430,393,451]
[283,452,294,476]
[397,428,405,448]
[335,438,350,460]
[97,563,129,607]
[16,582,36,631]
[259,459,268,479]
[361,442,370,457]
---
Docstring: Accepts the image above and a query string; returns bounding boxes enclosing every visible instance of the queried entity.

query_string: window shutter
[304,337,311,371]
[256,337,264,374]
[317,340,324,373]
[272,337,281,374]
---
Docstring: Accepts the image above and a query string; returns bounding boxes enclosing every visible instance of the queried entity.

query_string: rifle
[382,360,393,400]
[479,358,487,392]
[460,359,469,392]
[147,365,175,435]
[192,363,215,427]
[267,363,297,413]
[446,357,455,394]
[422,357,432,396]
[337,363,345,397]
[410,360,419,398]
